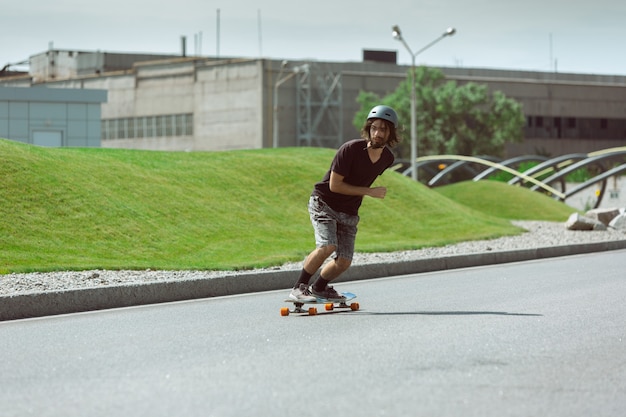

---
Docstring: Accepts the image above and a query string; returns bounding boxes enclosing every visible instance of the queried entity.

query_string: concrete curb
[2,241,626,321]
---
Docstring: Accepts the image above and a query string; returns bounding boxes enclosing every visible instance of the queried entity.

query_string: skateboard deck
[281,292,359,316]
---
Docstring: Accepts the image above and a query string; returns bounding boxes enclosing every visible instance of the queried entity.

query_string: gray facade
[28,49,181,83]
[0,87,107,147]
[2,49,625,157]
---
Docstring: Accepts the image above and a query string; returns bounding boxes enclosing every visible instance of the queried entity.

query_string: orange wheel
[350,302,360,311]
[280,307,290,316]
[308,307,318,316]
[325,303,334,311]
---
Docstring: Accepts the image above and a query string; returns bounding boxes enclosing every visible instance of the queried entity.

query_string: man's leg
[310,218,357,298]
[310,256,352,293]
[319,256,352,282]
[294,195,339,288]
[292,195,355,301]
[294,245,336,288]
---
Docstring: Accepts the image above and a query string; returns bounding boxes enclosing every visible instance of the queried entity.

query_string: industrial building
[0,86,106,147]
[1,47,625,157]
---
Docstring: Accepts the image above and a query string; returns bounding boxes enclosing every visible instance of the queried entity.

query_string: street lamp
[392,25,456,181]
[272,62,309,148]
[273,60,289,148]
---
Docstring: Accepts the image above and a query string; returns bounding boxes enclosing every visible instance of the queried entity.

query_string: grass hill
[0,139,575,273]
[433,180,574,221]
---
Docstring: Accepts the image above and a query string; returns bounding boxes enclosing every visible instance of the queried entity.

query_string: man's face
[369,119,390,149]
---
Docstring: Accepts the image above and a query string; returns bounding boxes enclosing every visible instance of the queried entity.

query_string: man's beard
[369,138,386,149]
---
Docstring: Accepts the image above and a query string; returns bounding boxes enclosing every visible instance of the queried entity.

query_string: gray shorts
[308,195,360,261]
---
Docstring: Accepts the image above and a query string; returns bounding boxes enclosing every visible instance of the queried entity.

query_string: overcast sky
[3,0,626,76]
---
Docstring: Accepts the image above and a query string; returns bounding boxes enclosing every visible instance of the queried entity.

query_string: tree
[354,66,525,159]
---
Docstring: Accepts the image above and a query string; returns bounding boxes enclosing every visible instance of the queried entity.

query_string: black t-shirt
[312,139,394,215]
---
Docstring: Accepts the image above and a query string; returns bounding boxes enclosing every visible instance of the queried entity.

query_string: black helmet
[367,105,398,128]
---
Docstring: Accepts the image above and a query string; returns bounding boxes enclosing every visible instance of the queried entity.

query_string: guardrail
[399,147,626,209]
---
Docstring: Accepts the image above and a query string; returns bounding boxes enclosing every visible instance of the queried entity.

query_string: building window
[164,115,173,136]
[127,118,135,138]
[102,114,193,140]
[118,118,127,139]
[185,114,193,135]
[175,114,184,136]
[136,117,144,137]
[155,116,163,137]
[524,115,626,140]
[146,116,154,137]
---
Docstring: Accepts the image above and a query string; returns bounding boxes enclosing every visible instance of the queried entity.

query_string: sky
[3,0,626,76]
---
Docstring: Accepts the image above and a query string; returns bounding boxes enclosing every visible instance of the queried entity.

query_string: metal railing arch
[416,154,566,198]
[472,155,549,182]
[427,156,502,187]
[507,154,587,186]
[404,147,625,209]
[564,163,626,208]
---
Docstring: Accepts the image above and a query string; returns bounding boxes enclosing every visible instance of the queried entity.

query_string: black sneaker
[310,285,346,301]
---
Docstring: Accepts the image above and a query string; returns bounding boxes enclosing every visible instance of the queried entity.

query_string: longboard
[280,292,359,316]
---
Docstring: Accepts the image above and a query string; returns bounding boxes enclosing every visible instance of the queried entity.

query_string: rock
[585,208,621,226]
[565,212,607,231]
[609,213,626,232]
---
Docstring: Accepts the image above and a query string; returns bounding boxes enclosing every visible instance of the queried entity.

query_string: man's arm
[329,171,387,199]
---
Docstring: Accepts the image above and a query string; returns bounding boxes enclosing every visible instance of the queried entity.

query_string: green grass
[0,139,575,273]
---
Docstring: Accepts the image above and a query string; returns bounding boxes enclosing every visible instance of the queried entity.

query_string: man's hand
[368,187,387,199]
[329,171,388,199]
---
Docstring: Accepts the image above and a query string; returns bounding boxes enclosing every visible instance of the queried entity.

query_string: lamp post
[273,61,289,148]
[273,62,308,148]
[392,25,456,181]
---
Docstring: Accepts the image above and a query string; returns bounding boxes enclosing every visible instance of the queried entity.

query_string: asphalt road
[1,251,624,417]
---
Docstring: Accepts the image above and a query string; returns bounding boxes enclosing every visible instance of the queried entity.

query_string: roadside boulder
[609,213,626,232]
[585,208,621,226]
[565,212,607,231]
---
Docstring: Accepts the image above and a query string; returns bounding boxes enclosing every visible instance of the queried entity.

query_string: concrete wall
[446,71,626,156]
[38,58,266,151]
[193,60,265,150]
[458,76,626,121]
[30,51,79,82]
[268,61,626,156]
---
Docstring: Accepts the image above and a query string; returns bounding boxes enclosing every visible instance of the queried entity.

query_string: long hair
[360,118,401,148]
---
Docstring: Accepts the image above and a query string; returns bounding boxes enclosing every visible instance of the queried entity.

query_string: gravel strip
[1,221,624,296]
